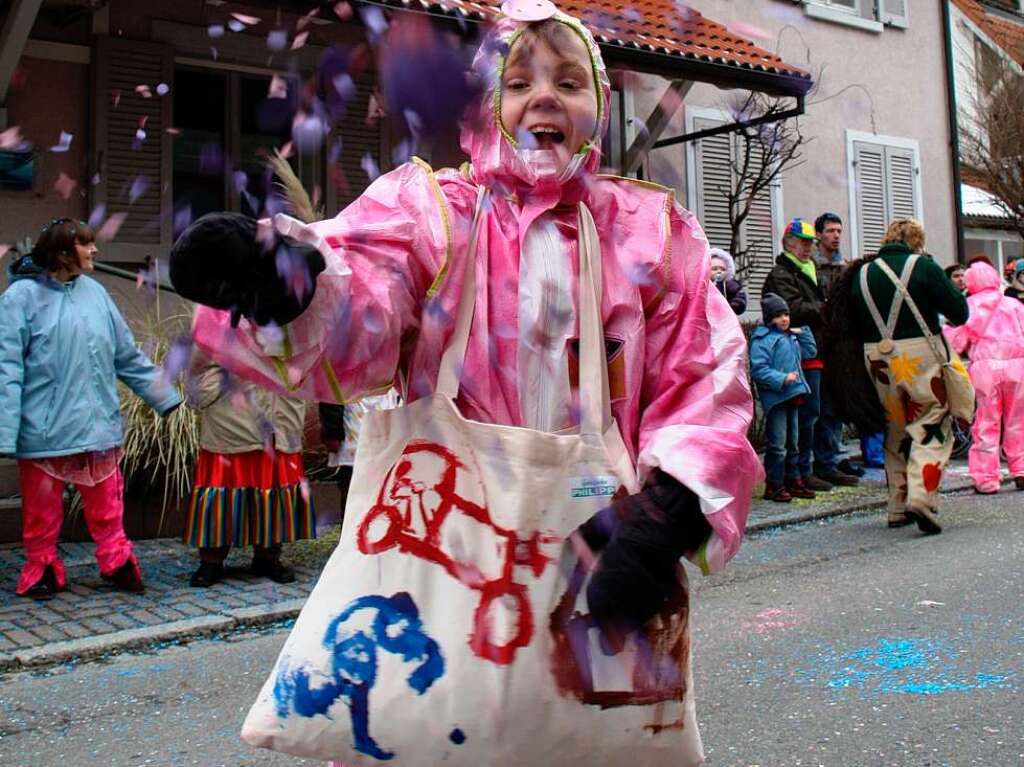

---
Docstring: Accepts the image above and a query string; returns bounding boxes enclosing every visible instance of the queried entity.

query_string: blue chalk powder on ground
[449,728,466,745]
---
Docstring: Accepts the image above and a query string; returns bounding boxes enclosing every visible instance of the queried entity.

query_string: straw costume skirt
[863,336,956,521]
[183,450,315,548]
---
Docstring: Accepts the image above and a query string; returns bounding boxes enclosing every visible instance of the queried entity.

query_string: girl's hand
[789,327,802,335]
[784,372,799,384]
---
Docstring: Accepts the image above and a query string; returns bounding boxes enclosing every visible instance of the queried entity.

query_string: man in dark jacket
[763,219,860,492]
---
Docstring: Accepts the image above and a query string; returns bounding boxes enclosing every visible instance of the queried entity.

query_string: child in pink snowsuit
[944,261,1024,493]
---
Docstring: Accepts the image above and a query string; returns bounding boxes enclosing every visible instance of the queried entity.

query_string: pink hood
[945,261,1024,362]
[460,1,612,198]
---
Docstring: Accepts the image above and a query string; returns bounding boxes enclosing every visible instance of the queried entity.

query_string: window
[686,109,782,310]
[846,131,922,258]
[965,230,1023,275]
[797,0,908,31]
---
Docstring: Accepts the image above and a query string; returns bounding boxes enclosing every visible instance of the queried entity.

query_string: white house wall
[632,0,957,265]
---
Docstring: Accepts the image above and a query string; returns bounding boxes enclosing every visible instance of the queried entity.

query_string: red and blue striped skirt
[183,450,316,548]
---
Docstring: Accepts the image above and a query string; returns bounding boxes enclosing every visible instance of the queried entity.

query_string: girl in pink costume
[944,261,1024,493]
[171,4,761,760]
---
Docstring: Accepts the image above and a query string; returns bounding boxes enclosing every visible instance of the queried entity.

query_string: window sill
[803,3,884,33]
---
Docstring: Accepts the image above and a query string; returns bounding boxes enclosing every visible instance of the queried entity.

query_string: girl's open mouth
[530,127,565,149]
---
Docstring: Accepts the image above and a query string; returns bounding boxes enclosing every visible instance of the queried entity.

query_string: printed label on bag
[569,475,618,499]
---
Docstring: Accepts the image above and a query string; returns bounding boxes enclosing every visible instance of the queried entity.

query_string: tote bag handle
[436,193,612,441]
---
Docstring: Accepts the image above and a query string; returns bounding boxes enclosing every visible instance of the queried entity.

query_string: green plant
[119,299,200,526]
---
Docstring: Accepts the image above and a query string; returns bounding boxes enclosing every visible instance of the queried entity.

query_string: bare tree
[959,57,1024,239]
[721,91,809,282]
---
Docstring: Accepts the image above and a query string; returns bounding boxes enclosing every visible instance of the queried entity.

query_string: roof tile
[953,0,1024,64]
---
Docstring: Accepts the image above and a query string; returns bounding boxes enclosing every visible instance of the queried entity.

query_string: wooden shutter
[328,73,382,213]
[693,117,733,251]
[886,146,917,220]
[853,141,887,257]
[880,0,909,28]
[91,38,173,261]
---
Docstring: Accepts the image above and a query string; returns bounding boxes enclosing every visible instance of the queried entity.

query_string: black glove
[582,469,711,635]
[169,212,326,327]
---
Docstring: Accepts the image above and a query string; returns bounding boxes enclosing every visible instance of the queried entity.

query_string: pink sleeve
[192,161,452,402]
[635,202,762,575]
[943,321,970,356]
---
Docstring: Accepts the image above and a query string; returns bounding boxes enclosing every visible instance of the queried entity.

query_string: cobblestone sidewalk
[0,539,321,671]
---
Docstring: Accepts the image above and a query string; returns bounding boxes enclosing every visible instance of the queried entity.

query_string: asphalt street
[0,489,1020,767]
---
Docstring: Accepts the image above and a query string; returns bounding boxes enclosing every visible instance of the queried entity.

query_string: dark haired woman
[0,219,181,599]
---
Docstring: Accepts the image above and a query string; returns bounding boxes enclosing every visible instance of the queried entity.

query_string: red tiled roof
[953,0,1024,64]
[384,0,812,91]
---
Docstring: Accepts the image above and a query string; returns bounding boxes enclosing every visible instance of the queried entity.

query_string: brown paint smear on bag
[548,561,689,712]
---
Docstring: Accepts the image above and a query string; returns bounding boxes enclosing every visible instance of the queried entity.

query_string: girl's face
[500,27,598,174]
[710,258,727,282]
[772,313,791,331]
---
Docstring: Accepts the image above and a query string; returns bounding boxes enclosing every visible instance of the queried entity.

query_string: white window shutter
[853,141,887,257]
[693,117,734,252]
[880,0,909,28]
[91,38,174,261]
[885,146,918,221]
[739,170,776,305]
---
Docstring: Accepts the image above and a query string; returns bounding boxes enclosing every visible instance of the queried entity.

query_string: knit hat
[786,219,816,240]
[1014,259,1024,277]
[761,292,789,323]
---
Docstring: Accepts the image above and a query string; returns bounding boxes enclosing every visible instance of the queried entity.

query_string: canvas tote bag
[240,193,704,766]
[865,256,975,420]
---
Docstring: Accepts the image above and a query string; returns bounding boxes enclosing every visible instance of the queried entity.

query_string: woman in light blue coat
[0,219,181,599]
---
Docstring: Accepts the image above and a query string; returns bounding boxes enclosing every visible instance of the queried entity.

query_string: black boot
[190,561,225,588]
[106,559,145,593]
[251,556,296,584]
[22,565,58,601]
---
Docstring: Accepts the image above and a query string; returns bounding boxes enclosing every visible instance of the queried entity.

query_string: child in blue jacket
[750,293,818,502]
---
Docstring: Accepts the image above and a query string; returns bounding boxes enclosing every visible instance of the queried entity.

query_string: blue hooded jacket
[749,324,817,413]
[0,255,181,458]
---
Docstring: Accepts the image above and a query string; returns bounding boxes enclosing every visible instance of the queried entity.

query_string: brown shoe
[802,475,833,492]
[816,470,860,487]
[1015,477,1024,491]
[906,506,942,535]
[786,480,816,499]
[763,485,793,503]
[887,514,913,528]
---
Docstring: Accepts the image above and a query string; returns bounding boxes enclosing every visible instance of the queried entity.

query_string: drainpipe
[942,0,967,265]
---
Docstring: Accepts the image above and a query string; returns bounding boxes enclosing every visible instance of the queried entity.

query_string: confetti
[333,2,353,21]
[360,153,380,181]
[135,84,153,98]
[291,31,310,50]
[49,131,73,153]
[97,212,128,242]
[230,12,261,25]
[88,204,107,229]
[129,176,149,204]
[207,23,225,38]
[267,29,288,51]
[0,126,28,150]
[54,173,78,201]
[227,19,245,33]
[268,74,289,99]
[156,82,170,96]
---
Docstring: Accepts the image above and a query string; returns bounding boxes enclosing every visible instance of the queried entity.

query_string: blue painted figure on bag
[750,293,818,502]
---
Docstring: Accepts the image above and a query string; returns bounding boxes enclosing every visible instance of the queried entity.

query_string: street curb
[746,476,1015,533]
[0,600,308,674]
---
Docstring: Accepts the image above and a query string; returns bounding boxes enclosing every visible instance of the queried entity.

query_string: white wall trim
[845,129,924,259]
[803,2,884,32]
[23,39,91,64]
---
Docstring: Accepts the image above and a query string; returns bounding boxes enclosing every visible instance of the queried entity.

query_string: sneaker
[106,559,145,593]
[905,506,942,535]
[785,480,816,499]
[251,557,296,584]
[21,565,58,601]
[815,470,860,487]
[190,561,225,588]
[1015,477,1024,491]
[802,475,834,492]
[763,485,793,503]
[837,459,866,477]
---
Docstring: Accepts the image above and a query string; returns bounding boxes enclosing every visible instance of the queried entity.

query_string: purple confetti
[228,19,245,33]
[156,82,170,96]
[173,204,193,238]
[208,23,225,38]
[88,204,107,230]
[292,112,329,153]
[359,5,389,38]
[267,29,288,51]
[328,137,343,164]
[361,153,380,181]
[129,176,149,204]
[49,131,73,153]
[332,73,356,101]
[233,170,248,193]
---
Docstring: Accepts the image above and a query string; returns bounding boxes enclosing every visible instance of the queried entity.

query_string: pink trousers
[16,461,137,595]
[969,373,1024,492]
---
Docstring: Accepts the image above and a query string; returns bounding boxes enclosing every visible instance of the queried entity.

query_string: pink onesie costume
[192,5,761,576]
[944,261,1024,491]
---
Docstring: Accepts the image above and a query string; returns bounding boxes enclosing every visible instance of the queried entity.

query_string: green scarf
[784,251,817,283]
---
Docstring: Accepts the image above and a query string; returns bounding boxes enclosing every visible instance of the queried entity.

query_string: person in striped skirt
[183,352,315,587]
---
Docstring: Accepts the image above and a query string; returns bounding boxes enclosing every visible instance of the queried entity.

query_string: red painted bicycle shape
[356,441,557,665]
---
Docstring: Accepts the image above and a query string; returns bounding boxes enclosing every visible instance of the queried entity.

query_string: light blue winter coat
[0,256,181,458]
[749,324,817,414]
